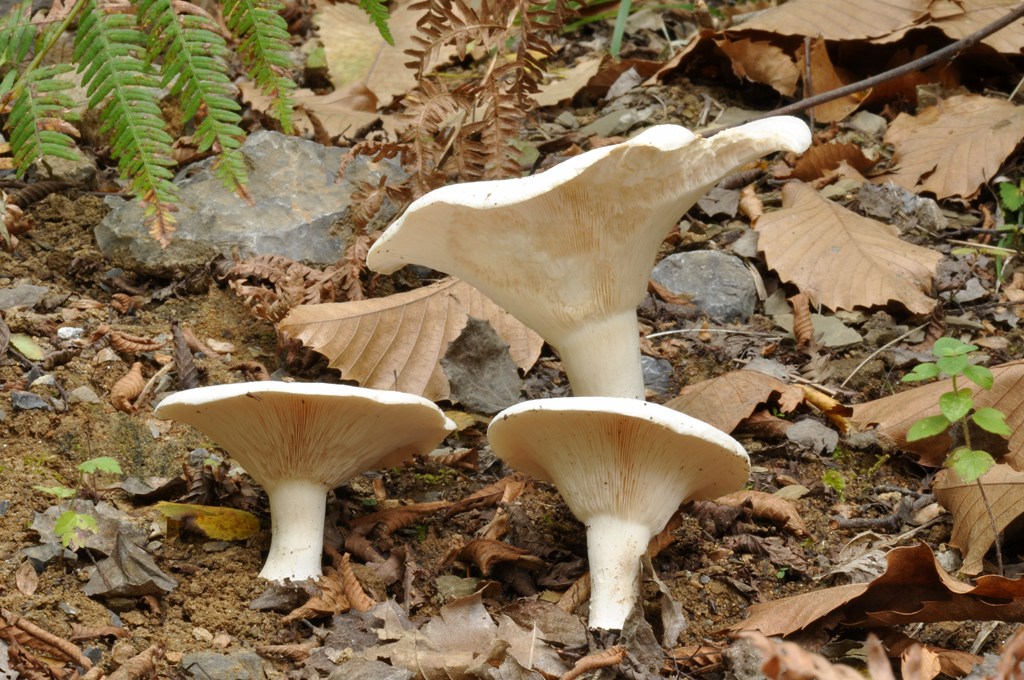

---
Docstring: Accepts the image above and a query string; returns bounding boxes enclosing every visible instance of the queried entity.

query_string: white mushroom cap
[368,118,811,398]
[154,382,455,581]
[487,397,750,629]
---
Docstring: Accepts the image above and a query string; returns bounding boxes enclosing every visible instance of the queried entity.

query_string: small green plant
[821,469,846,502]
[995,179,1024,280]
[903,336,1012,570]
[34,456,123,549]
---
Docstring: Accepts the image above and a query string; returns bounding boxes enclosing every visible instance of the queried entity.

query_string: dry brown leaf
[1,609,93,669]
[801,385,851,433]
[255,640,320,662]
[788,143,877,182]
[279,277,543,401]
[729,543,1024,637]
[714,36,799,96]
[789,293,814,348]
[798,38,870,122]
[557,572,590,614]
[756,181,941,314]
[532,56,604,107]
[850,360,1024,468]
[738,183,764,222]
[110,362,144,413]
[666,370,805,434]
[714,490,810,537]
[336,552,376,612]
[68,624,130,641]
[730,0,929,41]
[458,539,545,575]
[878,629,979,679]
[560,646,626,680]
[317,2,455,108]
[878,95,1024,200]
[106,642,164,680]
[351,500,452,536]
[876,0,1024,55]
[740,631,887,679]
[933,464,1024,575]
[281,569,350,623]
[445,472,529,517]
[14,561,36,597]
[992,627,1024,679]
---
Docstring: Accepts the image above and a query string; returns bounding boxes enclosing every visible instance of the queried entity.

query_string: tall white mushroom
[487,397,749,630]
[368,118,811,398]
[154,382,455,582]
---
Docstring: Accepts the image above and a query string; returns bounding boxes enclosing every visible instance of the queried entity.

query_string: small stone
[94,348,119,363]
[30,150,97,185]
[180,651,265,680]
[650,251,757,322]
[29,374,55,388]
[641,355,673,396]
[847,111,887,138]
[0,284,48,311]
[11,391,51,411]
[191,627,214,642]
[328,658,413,680]
[69,386,102,404]
[57,327,84,341]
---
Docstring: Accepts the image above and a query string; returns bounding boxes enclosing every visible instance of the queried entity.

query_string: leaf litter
[4,0,1024,678]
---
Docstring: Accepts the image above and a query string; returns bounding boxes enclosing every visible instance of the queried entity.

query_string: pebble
[0,284,48,311]
[11,391,51,411]
[650,251,758,322]
[191,627,214,642]
[180,651,265,680]
[94,348,119,363]
[57,327,84,341]
[68,386,102,404]
[641,355,674,396]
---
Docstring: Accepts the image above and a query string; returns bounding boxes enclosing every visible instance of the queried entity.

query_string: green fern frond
[358,0,394,45]
[73,0,178,245]
[222,0,296,133]
[137,0,247,194]
[8,63,80,174]
[0,0,37,67]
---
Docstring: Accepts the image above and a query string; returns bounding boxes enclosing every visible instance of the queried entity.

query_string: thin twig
[839,323,928,388]
[704,3,1024,136]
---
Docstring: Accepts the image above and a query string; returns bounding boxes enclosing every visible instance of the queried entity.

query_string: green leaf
[999,181,1024,213]
[947,447,995,484]
[902,362,940,382]
[358,0,393,44]
[933,337,977,358]
[906,414,951,441]
[972,407,1012,437]
[78,456,122,475]
[34,485,75,499]
[54,510,98,548]
[939,388,973,423]
[962,364,994,390]
[936,354,968,376]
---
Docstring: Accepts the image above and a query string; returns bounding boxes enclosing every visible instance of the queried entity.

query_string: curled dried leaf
[351,500,451,536]
[458,539,544,575]
[110,362,145,413]
[445,472,529,517]
[108,329,164,353]
[337,552,376,612]
[788,292,814,348]
[106,642,164,680]
[255,640,320,662]
[110,293,144,314]
[715,490,810,537]
[560,645,626,680]
[1,609,93,669]
[230,360,271,381]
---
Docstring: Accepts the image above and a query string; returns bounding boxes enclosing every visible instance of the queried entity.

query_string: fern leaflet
[222,0,296,133]
[73,0,178,245]
[358,0,394,45]
[137,0,247,194]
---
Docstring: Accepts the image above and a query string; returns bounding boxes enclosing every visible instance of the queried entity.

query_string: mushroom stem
[556,311,644,399]
[585,514,653,630]
[260,479,330,582]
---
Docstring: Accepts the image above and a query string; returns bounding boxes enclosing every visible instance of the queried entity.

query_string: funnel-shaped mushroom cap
[367,118,810,398]
[155,382,455,581]
[154,382,455,490]
[488,397,749,629]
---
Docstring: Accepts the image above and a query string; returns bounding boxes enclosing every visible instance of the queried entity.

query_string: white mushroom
[154,382,455,582]
[368,118,811,398]
[487,397,749,630]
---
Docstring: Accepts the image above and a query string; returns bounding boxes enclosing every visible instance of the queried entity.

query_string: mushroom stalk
[585,515,652,630]
[260,479,330,582]
[556,311,644,398]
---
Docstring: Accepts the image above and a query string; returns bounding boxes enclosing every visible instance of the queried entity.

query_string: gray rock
[442,318,522,414]
[641,355,673,396]
[12,391,51,411]
[30,150,97,186]
[180,651,266,680]
[857,182,947,233]
[95,131,406,269]
[847,111,887,138]
[786,419,839,455]
[649,251,757,322]
[68,386,102,404]
[328,658,413,680]
[0,284,48,310]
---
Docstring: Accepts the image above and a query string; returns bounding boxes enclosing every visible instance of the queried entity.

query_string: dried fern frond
[137,0,247,195]
[73,0,179,245]
[222,0,296,133]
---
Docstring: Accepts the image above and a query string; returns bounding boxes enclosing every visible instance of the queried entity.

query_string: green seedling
[34,456,123,549]
[903,337,1011,571]
[995,179,1023,281]
[821,469,846,502]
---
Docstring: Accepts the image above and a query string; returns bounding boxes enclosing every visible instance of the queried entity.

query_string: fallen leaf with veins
[713,490,810,537]
[666,370,805,434]
[756,181,941,314]
[879,94,1024,199]
[729,543,1024,637]
[850,360,1024,468]
[933,464,1024,574]
[279,277,543,401]
[154,502,260,541]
